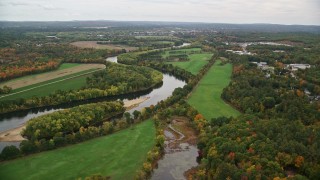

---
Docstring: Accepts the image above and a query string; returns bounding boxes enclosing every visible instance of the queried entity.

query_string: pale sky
[0,0,319,25]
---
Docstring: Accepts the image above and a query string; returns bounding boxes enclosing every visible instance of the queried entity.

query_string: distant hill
[0,20,319,33]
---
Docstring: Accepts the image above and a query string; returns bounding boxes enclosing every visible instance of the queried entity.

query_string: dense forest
[87,62,163,91]
[193,63,320,179]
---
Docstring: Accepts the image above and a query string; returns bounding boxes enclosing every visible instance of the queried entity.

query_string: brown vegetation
[70,41,138,51]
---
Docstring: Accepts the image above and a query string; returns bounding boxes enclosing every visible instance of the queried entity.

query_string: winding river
[0,55,186,151]
[0,43,196,179]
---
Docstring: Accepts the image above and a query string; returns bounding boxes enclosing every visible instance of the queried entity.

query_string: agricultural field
[0,120,156,180]
[70,41,138,51]
[0,64,105,101]
[0,63,105,90]
[168,53,213,75]
[188,60,240,119]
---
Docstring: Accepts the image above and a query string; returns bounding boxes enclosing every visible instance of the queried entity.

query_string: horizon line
[0,19,319,26]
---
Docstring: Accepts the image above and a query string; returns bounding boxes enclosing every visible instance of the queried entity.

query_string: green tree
[0,145,21,160]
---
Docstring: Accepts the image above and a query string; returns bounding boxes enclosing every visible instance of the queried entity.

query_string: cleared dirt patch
[0,64,105,90]
[71,41,138,51]
[0,126,26,142]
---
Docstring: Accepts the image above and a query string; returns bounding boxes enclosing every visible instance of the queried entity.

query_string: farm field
[0,120,156,180]
[168,53,213,75]
[70,41,138,51]
[0,68,104,101]
[188,60,240,119]
[0,63,105,90]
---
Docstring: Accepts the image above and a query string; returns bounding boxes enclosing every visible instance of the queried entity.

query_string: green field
[0,120,156,180]
[168,53,212,75]
[188,60,240,119]
[0,69,102,101]
[161,48,202,58]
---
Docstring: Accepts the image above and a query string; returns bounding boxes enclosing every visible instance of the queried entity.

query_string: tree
[124,112,132,125]
[263,97,276,109]
[0,145,21,160]
[20,140,38,154]
[133,110,141,120]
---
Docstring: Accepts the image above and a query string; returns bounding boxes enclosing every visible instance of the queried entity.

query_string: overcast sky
[0,0,319,25]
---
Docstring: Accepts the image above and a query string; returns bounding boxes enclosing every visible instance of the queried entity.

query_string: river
[0,56,186,151]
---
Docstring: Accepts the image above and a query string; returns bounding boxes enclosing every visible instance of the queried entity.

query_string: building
[287,64,311,71]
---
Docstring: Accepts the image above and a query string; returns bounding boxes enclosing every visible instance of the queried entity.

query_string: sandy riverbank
[0,126,26,142]
[124,97,149,110]
[0,97,150,142]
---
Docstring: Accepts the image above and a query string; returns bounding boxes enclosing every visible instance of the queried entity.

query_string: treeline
[0,43,123,81]
[117,50,160,65]
[22,101,125,140]
[0,57,61,82]
[0,86,12,94]
[0,63,163,114]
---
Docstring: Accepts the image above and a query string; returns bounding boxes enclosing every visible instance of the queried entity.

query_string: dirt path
[0,64,106,90]
[167,117,198,149]
[0,97,150,142]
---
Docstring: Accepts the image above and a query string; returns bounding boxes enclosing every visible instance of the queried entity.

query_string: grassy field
[168,53,212,75]
[0,120,156,180]
[188,60,240,119]
[0,68,102,101]
[161,48,202,58]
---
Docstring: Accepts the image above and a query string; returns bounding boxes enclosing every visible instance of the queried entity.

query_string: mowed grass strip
[0,120,156,180]
[168,53,213,75]
[188,60,240,119]
[0,68,102,101]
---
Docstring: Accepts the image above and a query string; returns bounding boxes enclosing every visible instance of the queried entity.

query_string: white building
[287,64,311,71]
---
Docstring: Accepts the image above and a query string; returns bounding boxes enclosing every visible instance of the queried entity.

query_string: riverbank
[0,97,150,142]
